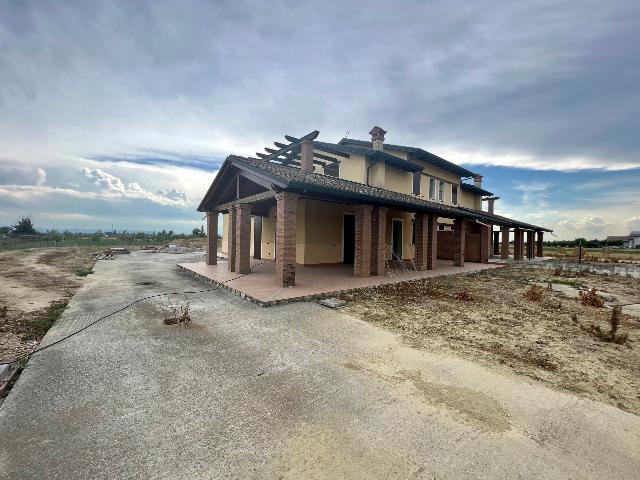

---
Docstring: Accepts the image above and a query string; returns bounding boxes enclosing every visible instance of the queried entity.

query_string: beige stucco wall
[386,209,415,261]
[368,161,386,188]
[385,166,412,194]
[221,213,229,254]
[261,206,276,260]
[302,200,354,264]
[340,153,367,183]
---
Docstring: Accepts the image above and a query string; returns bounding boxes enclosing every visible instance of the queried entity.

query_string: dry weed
[523,285,544,301]
[579,288,605,307]
[454,291,474,301]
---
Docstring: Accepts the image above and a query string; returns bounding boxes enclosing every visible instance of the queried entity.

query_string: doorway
[392,219,403,260]
[253,216,262,259]
[343,214,355,264]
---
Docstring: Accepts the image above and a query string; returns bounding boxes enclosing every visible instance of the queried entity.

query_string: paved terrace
[179,257,505,305]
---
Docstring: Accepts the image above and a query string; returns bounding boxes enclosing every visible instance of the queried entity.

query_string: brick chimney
[369,126,387,151]
[300,138,313,173]
[474,174,483,188]
[485,196,500,214]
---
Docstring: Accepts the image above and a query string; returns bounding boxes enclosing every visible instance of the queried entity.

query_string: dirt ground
[0,247,98,363]
[341,265,640,415]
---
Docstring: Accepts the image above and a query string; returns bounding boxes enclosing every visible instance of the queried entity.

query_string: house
[608,232,640,249]
[197,127,551,287]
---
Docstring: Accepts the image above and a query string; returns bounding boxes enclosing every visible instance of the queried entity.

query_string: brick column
[354,204,373,277]
[235,204,252,274]
[206,211,218,265]
[514,228,523,261]
[493,230,500,256]
[536,231,544,257]
[275,192,298,287]
[414,213,428,270]
[227,205,237,272]
[370,206,387,276]
[453,219,466,267]
[500,226,509,259]
[526,230,534,259]
[480,224,490,263]
[427,215,438,270]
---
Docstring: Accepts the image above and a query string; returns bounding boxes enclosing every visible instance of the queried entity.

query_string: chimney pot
[369,126,387,151]
[473,174,483,188]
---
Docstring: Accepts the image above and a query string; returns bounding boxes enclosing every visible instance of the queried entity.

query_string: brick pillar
[235,204,252,274]
[453,219,466,267]
[414,213,428,270]
[500,226,509,259]
[227,205,237,272]
[206,211,218,265]
[536,231,544,257]
[493,230,500,256]
[354,204,373,277]
[370,206,387,276]
[514,228,523,261]
[300,138,313,173]
[275,192,298,287]
[480,224,489,263]
[427,215,438,270]
[526,230,534,259]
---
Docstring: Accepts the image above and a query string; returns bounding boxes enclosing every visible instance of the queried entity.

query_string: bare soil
[0,247,97,363]
[341,265,640,415]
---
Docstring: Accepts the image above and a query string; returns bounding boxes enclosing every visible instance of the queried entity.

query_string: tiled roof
[461,182,493,197]
[313,141,422,172]
[229,155,551,231]
[338,138,477,178]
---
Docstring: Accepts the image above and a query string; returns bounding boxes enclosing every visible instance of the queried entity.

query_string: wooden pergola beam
[259,130,319,162]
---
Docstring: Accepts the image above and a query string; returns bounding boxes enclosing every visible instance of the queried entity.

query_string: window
[452,185,458,205]
[438,180,445,202]
[324,162,339,177]
[429,178,436,200]
[412,171,421,195]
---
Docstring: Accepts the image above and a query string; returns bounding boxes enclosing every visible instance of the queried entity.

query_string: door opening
[392,219,403,260]
[343,214,355,264]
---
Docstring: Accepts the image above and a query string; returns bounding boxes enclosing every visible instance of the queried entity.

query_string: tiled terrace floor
[179,257,505,305]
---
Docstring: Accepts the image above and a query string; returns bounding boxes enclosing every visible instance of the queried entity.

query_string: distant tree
[192,226,206,238]
[11,217,37,235]
[0,226,9,235]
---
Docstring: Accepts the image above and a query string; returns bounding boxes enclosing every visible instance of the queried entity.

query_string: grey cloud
[1,0,639,170]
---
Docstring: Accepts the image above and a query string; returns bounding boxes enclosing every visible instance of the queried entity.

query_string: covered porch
[179,257,504,306]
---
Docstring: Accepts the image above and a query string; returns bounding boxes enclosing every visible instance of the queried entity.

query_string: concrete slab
[1,252,639,479]
[179,257,504,305]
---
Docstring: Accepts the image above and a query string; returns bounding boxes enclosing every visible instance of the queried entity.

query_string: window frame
[452,184,458,205]
[429,178,436,200]
[438,180,445,202]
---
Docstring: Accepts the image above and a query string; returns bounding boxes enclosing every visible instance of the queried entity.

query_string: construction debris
[319,298,347,309]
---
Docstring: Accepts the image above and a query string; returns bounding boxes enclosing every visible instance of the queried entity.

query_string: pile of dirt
[341,266,640,415]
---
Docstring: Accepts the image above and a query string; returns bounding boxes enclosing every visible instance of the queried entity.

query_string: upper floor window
[429,178,436,200]
[324,162,339,177]
[452,185,458,205]
[412,171,421,195]
[438,180,445,202]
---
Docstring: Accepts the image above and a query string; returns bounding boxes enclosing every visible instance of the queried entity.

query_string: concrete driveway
[1,252,639,479]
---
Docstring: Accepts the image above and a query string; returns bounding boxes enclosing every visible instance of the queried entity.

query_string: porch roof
[201,155,551,232]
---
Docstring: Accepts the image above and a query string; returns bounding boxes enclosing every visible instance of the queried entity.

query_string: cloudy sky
[1,0,639,239]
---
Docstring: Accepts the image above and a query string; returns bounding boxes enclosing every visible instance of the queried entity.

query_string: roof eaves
[460,183,493,197]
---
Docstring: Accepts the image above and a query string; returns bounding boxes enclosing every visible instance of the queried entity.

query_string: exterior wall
[385,209,415,260]
[261,206,276,260]
[385,166,412,194]
[301,199,354,264]
[368,161,386,188]
[296,200,306,264]
[340,153,367,183]
[221,213,229,254]
[458,190,476,209]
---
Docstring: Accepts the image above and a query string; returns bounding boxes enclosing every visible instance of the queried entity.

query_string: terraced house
[197,127,551,287]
